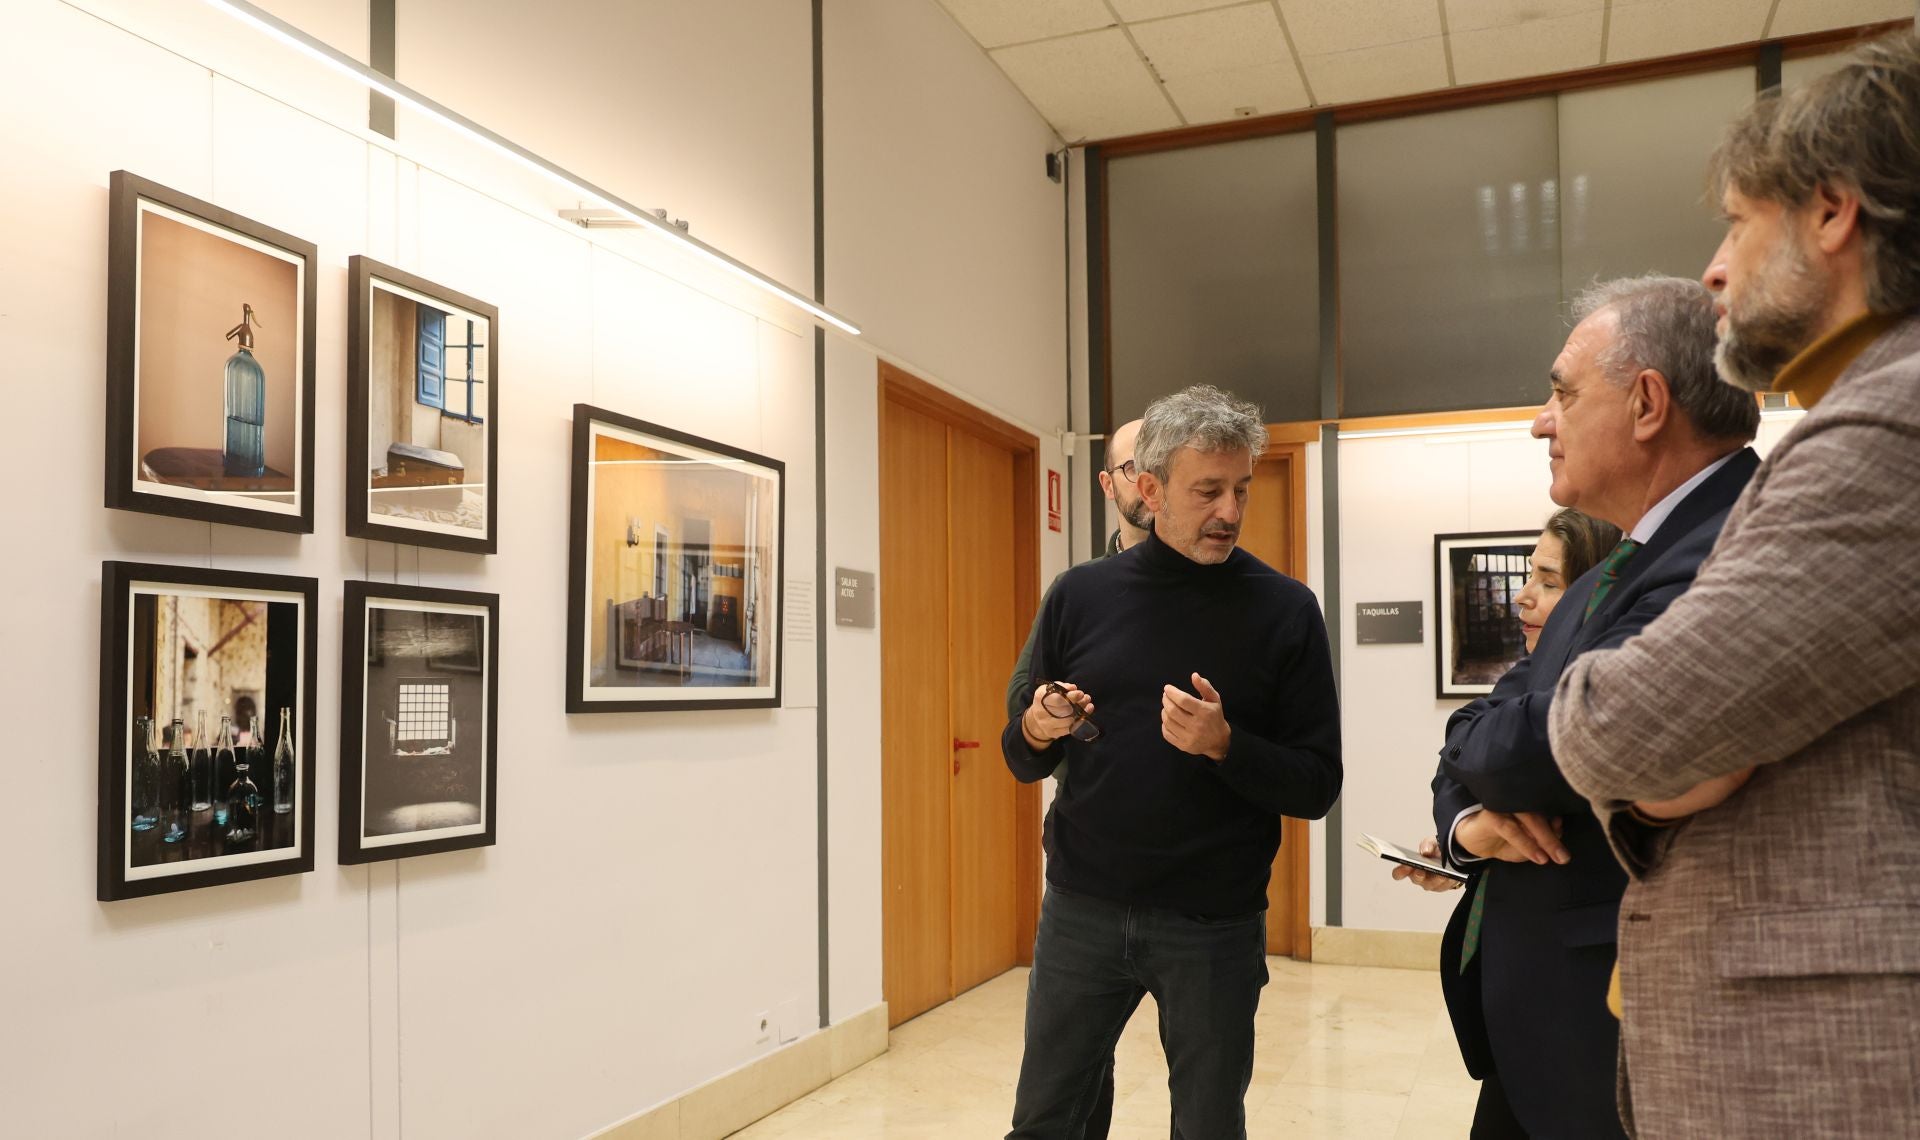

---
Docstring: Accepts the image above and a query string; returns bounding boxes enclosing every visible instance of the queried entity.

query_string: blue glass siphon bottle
[222,303,266,477]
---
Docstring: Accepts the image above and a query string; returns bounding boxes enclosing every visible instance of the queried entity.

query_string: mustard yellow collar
[1773,311,1901,409]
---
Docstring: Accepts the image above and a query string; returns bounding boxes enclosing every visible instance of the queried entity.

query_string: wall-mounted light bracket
[561,208,690,234]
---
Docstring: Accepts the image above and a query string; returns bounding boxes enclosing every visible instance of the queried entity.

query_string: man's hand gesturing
[1162,673,1231,761]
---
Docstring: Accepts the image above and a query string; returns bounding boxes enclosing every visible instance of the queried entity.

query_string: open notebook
[1357,833,1469,883]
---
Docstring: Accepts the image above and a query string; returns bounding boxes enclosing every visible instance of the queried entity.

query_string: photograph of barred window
[1433,531,1539,699]
[340,582,498,863]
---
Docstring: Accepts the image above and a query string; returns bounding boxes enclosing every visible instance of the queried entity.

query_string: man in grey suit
[1549,31,1920,1138]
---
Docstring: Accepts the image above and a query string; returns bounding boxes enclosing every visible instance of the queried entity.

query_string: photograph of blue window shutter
[416,302,446,410]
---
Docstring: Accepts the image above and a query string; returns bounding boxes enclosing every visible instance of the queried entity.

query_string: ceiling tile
[1444,0,1603,34]
[1277,0,1443,58]
[1301,36,1451,104]
[1606,0,1772,63]
[992,29,1183,141]
[1770,0,1913,37]
[934,0,1114,50]
[1109,0,1253,20]
[1449,8,1605,86]
[1163,61,1313,122]
[1129,4,1293,78]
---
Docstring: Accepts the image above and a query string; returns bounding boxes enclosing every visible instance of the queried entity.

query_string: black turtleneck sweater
[1001,529,1342,917]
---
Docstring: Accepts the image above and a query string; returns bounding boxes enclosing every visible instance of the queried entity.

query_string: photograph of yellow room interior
[588,431,771,689]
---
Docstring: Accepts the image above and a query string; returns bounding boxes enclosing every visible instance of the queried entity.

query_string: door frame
[878,361,1044,968]
[1258,438,1315,961]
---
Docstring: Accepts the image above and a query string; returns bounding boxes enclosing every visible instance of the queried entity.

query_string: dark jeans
[1007,885,1268,1140]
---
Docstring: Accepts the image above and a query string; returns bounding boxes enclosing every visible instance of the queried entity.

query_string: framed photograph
[1434,530,1539,699]
[567,404,784,713]
[346,257,498,553]
[97,561,317,900]
[106,171,317,533]
[340,582,499,863]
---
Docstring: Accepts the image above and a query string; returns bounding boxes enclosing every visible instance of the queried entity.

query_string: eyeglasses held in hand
[1038,680,1101,742]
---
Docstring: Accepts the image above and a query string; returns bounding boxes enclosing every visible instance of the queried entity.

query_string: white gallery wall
[821,0,1076,1020]
[1333,414,1804,935]
[0,2,1068,1138]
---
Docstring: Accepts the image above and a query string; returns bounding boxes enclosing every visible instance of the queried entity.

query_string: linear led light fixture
[206,0,860,336]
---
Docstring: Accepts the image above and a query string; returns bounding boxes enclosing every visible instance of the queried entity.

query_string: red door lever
[953,739,981,750]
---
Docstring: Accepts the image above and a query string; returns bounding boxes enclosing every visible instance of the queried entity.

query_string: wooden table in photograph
[140,447,292,492]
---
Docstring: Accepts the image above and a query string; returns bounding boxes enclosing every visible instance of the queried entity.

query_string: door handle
[953,739,981,750]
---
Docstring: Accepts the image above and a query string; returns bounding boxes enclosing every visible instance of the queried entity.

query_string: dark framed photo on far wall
[1434,530,1539,700]
[340,582,499,863]
[566,404,784,713]
[97,561,318,900]
[346,256,499,554]
[105,171,317,533]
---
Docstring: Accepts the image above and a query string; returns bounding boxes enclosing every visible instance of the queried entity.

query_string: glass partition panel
[1107,131,1321,426]
[1558,67,1755,296]
[1337,98,1563,416]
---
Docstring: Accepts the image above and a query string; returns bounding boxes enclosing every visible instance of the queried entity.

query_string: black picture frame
[106,171,317,533]
[1433,530,1540,700]
[98,561,318,900]
[340,582,499,864]
[346,256,500,554]
[566,404,785,713]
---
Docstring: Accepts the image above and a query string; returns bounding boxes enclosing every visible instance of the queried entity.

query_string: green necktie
[1460,871,1489,973]
[1583,538,1643,622]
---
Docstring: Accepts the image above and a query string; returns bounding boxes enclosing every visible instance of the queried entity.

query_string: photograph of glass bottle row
[126,589,300,869]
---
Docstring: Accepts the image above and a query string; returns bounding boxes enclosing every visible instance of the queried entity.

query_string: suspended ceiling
[933,0,1915,142]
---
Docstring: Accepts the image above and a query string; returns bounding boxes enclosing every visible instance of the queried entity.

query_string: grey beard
[1120,498,1152,531]
[1714,333,1796,393]
[1714,237,1828,393]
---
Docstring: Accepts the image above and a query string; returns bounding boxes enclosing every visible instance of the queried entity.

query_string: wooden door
[1236,441,1314,960]
[879,400,954,1024]
[947,430,1022,993]
[879,364,1041,1027]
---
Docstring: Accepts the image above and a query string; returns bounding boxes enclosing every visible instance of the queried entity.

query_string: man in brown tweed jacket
[1548,32,1920,1139]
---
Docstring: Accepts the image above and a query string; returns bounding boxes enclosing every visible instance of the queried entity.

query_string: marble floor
[733,959,1478,1138]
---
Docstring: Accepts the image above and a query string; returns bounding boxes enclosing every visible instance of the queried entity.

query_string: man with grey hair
[1412,274,1758,1138]
[1550,31,1920,1136]
[1002,384,1342,1139]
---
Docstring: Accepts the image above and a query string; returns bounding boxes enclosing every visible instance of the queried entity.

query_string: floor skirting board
[592,1003,890,1140]
[1311,927,1444,971]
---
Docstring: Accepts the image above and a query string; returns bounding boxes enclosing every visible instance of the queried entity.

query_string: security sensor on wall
[1045,151,1062,183]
